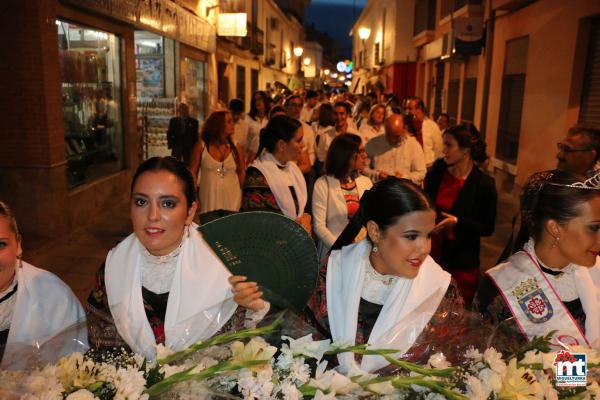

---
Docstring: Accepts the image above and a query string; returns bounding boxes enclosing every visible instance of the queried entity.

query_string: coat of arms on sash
[512,278,554,323]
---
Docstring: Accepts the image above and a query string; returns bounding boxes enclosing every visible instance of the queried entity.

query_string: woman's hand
[433,212,458,234]
[229,275,266,312]
[296,213,312,235]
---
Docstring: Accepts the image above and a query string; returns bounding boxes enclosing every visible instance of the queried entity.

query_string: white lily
[281,334,331,361]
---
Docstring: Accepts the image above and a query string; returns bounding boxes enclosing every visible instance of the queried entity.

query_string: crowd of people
[1,87,600,377]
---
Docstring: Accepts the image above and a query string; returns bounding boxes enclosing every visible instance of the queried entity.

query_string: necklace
[212,143,230,178]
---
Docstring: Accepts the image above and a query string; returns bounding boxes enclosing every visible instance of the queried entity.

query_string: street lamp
[357,27,371,68]
[324,68,330,75]
[303,57,311,66]
[358,27,371,40]
[293,47,304,57]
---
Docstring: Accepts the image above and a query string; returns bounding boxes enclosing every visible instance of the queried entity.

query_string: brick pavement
[23,189,519,303]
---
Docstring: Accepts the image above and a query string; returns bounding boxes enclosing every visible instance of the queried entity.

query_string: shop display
[137,98,176,159]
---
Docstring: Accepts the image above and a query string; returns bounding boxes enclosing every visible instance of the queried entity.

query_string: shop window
[579,18,600,126]
[57,20,124,188]
[181,57,207,124]
[135,31,177,160]
[236,65,246,101]
[496,36,528,164]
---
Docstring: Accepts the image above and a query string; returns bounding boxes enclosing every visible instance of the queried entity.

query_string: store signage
[218,13,247,37]
[59,0,216,53]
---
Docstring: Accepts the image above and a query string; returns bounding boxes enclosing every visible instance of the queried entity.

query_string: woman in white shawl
[240,115,311,233]
[0,202,86,368]
[306,178,465,373]
[86,157,266,361]
[476,170,600,351]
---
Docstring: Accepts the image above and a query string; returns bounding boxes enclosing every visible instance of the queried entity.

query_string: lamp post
[357,27,371,68]
[293,46,304,77]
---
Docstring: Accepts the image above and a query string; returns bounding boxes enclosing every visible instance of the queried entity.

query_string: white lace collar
[140,241,183,294]
[523,238,578,302]
[360,257,400,305]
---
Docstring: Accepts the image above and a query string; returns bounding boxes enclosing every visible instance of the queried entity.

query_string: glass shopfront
[180,56,207,124]
[57,20,124,188]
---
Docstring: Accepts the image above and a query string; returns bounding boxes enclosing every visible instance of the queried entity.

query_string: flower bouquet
[1,313,599,399]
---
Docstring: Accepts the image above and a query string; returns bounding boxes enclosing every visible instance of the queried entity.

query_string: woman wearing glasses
[312,134,372,261]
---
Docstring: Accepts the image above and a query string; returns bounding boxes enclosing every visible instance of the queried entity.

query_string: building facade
[351,0,418,98]
[412,0,600,190]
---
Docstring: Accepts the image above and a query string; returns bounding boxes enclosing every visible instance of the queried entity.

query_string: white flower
[497,359,541,400]
[536,372,558,400]
[276,380,302,400]
[281,334,331,362]
[478,368,502,395]
[520,350,543,366]
[427,353,451,369]
[275,350,295,371]
[65,389,96,400]
[425,394,448,400]
[346,363,377,383]
[464,347,483,362]
[483,347,507,375]
[367,381,395,395]
[112,366,148,400]
[464,375,487,400]
[230,337,277,371]
[237,366,275,399]
[156,343,175,360]
[287,358,311,385]
[308,360,360,395]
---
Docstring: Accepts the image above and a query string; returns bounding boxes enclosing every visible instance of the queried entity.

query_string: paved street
[24,187,519,303]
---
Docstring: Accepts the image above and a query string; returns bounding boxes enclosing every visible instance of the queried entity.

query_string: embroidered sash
[486,251,590,349]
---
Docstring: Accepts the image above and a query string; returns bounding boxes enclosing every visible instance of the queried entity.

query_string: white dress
[198,146,241,213]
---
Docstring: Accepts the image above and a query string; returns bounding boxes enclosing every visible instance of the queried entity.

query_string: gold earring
[552,236,560,249]
[372,245,379,253]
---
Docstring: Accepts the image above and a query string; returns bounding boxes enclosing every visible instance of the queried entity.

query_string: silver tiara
[547,171,600,190]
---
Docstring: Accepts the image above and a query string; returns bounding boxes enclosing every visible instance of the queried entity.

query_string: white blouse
[140,243,182,294]
[0,279,17,332]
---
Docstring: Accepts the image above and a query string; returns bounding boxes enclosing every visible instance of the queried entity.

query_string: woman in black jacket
[424,123,497,305]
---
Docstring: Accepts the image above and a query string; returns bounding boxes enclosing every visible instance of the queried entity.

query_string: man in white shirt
[229,99,251,152]
[365,113,426,184]
[407,97,443,168]
[300,90,319,124]
[333,101,359,136]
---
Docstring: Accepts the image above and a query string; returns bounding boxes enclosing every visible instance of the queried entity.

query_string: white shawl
[251,153,307,218]
[105,224,237,361]
[2,262,88,369]
[327,239,451,372]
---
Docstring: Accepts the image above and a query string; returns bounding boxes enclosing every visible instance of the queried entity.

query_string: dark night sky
[306,0,367,60]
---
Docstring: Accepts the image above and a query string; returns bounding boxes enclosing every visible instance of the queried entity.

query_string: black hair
[568,125,600,162]
[521,169,600,240]
[439,113,450,121]
[330,178,433,251]
[257,115,302,156]
[333,101,351,115]
[318,103,335,127]
[228,98,244,114]
[131,157,196,209]
[249,91,271,120]
[306,89,318,99]
[444,123,488,163]
[402,113,417,135]
[269,105,286,119]
[325,134,362,180]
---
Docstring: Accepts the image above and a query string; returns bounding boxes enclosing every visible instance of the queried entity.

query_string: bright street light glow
[324,68,330,75]
[358,27,371,40]
[303,57,311,66]
[293,47,304,57]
